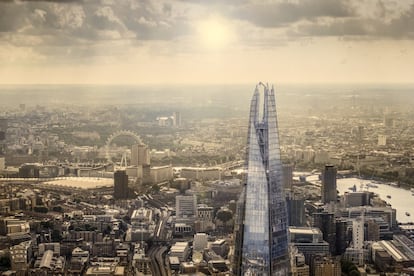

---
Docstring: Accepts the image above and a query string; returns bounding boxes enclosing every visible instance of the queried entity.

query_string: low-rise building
[10,241,31,274]
[170,242,190,262]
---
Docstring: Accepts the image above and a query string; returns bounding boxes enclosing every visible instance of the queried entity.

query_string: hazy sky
[1,0,414,84]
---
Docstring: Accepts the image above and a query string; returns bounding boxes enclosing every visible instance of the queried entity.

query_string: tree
[216,210,233,223]
[341,259,360,275]
[0,256,11,271]
[51,229,62,242]
[349,270,361,276]
[40,220,53,229]
[52,206,63,213]
[103,225,112,235]
[34,206,48,213]
[123,215,131,224]
[84,224,97,231]
[152,184,160,193]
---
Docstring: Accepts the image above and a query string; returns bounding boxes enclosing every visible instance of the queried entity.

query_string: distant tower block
[321,165,337,204]
[0,118,7,156]
[114,170,129,200]
[131,144,150,166]
[282,163,293,190]
[378,135,387,146]
[358,125,364,141]
[313,212,336,255]
[287,195,305,227]
[173,111,181,127]
[383,114,394,128]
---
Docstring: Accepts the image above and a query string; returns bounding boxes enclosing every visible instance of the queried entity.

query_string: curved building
[234,83,289,275]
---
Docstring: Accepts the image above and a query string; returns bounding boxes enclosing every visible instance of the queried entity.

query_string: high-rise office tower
[173,111,181,127]
[176,195,197,219]
[233,83,289,275]
[321,165,337,204]
[131,144,150,166]
[287,195,306,227]
[0,118,6,170]
[114,170,129,200]
[366,219,380,241]
[313,212,336,255]
[0,118,7,157]
[353,217,364,250]
[282,163,293,190]
[335,218,348,255]
[378,134,387,146]
[352,217,365,266]
[357,125,364,141]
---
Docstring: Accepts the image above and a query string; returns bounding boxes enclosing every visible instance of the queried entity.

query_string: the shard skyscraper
[233,83,289,275]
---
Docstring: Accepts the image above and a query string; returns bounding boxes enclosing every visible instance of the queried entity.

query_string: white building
[353,217,364,249]
[176,195,197,219]
[378,135,387,146]
[150,165,173,183]
[350,216,366,266]
[193,233,208,252]
[197,204,214,221]
[180,167,222,181]
[0,157,5,171]
[10,241,31,273]
[170,242,190,262]
[131,208,153,226]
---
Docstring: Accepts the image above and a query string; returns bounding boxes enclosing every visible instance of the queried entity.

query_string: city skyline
[1,0,414,84]
[2,79,414,274]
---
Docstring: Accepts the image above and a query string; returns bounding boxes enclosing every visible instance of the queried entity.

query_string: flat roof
[43,177,113,189]
[380,241,405,262]
[169,256,180,264]
[289,227,321,235]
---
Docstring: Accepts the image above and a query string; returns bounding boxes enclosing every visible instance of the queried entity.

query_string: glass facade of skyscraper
[234,83,289,275]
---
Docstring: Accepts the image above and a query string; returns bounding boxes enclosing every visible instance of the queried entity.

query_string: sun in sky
[195,15,237,51]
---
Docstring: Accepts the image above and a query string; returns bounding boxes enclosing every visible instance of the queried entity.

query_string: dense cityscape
[0,83,414,275]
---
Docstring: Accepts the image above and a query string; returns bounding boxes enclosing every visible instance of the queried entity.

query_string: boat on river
[366,183,379,188]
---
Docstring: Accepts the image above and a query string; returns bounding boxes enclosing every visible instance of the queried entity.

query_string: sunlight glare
[196,15,236,50]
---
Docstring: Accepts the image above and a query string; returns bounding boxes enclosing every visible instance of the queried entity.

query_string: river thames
[298,174,414,224]
[337,177,414,224]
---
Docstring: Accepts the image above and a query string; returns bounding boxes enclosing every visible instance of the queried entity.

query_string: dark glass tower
[234,83,289,275]
[312,211,336,255]
[0,118,7,156]
[114,170,129,200]
[321,165,337,204]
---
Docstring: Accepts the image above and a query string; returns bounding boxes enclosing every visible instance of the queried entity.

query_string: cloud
[0,0,194,63]
[292,2,414,39]
[0,3,30,32]
[0,0,191,41]
[227,0,414,40]
[233,0,355,28]
[0,0,82,2]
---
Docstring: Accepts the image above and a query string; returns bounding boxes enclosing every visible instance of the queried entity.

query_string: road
[148,245,168,276]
